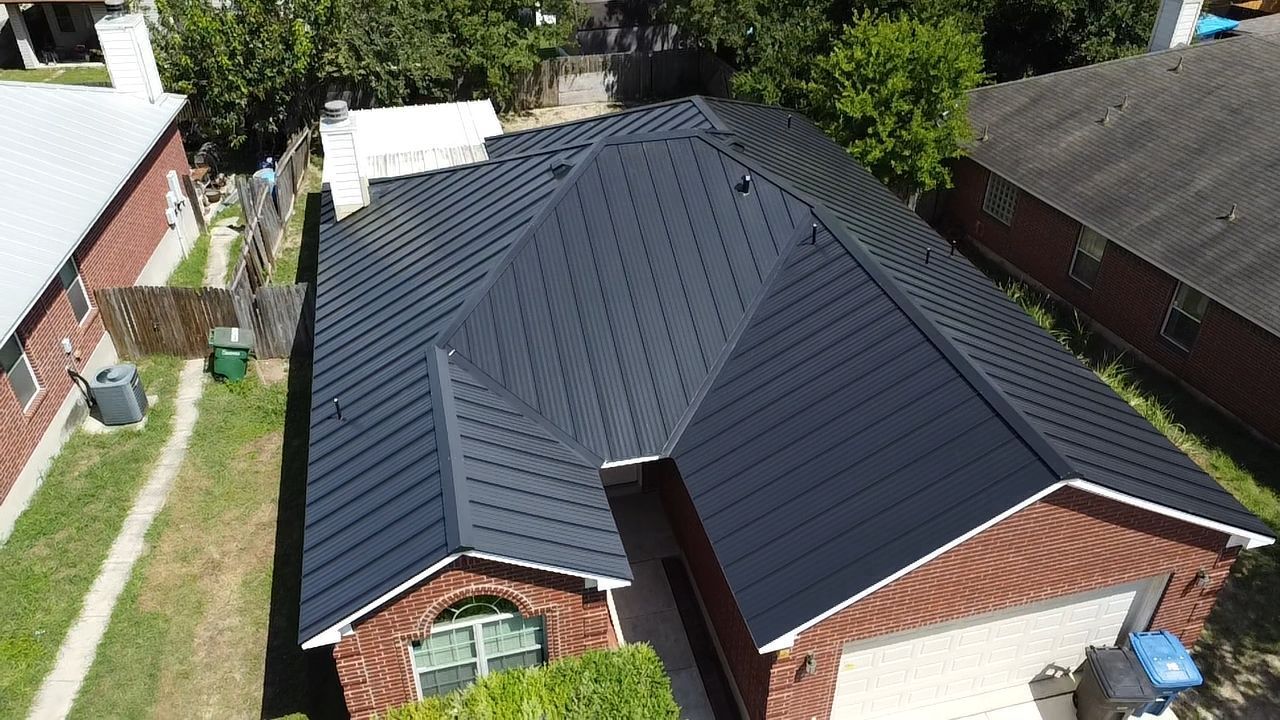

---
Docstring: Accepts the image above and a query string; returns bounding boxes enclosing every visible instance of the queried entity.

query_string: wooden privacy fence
[95,284,312,360]
[514,49,734,109]
[229,126,312,294]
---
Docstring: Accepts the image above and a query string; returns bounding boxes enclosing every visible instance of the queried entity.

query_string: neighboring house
[318,100,502,184]
[0,7,198,539]
[945,34,1280,445]
[304,97,1273,720]
[1,1,106,68]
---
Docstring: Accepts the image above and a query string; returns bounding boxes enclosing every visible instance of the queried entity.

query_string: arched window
[409,595,545,698]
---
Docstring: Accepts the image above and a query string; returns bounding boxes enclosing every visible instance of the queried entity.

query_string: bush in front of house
[382,643,680,720]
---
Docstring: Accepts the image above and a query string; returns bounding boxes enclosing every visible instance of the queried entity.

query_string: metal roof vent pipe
[737,173,752,195]
[320,100,370,220]
[95,2,165,102]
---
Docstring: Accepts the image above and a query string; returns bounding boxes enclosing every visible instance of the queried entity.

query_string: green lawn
[0,66,111,86]
[68,367,290,720]
[271,157,323,285]
[168,203,242,289]
[0,356,184,719]
[999,280,1280,720]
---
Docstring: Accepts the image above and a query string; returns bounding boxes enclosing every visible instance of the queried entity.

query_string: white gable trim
[300,551,630,649]
[757,479,1273,653]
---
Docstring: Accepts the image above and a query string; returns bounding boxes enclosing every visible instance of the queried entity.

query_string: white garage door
[830,582,1156,720]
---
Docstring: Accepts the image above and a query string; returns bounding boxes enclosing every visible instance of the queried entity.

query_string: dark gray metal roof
[485,97,718,158]
[965,34,1280,336]
[304,97,1271,650]
[701,97,1271,537]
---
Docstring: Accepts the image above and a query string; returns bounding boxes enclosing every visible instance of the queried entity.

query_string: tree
[810,13,983,199]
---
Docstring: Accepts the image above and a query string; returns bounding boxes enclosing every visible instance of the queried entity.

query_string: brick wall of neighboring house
[0,123,189,502]
[946,157,1280,444]
[662,446,1237,720]
[332,556,616,720]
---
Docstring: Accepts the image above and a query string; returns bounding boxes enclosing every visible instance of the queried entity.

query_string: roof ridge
[663,216,817,455]
[427,346,473,550]
[446,349,605,467]
[696,130,1075,481]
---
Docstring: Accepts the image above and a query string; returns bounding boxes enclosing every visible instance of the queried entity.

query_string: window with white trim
[1,335,40,411]
[410,596,545,698]
[1070,226,1108,287]
[982,172,1018,225]
[1161,282,1210,350]
[58,259,92,324]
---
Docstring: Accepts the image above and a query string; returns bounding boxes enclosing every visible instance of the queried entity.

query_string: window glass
[1162,283,1210,350]
[982,173,1018,225]
[411,597,545,699]
[59,260,91,323]
[1,336,40,409]
[1070,227,1108,287]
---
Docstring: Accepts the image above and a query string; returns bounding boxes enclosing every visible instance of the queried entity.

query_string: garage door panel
[831,583,1144,720]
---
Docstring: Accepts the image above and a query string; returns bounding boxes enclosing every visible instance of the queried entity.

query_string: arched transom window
[409,595,545,697]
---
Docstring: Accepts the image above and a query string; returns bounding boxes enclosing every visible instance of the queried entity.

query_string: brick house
[303,98,1272,720]
[945,34,1280,446]
[0,8,198,539]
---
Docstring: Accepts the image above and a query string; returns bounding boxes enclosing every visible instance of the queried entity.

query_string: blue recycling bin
[1129,630,1203,715]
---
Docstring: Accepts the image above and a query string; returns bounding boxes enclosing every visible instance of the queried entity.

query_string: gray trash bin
[1074,646,1157,720]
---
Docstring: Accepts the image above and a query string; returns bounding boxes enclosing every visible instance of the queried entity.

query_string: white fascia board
[300,551,631,649]
[600,455,661,469]
[756,478,1274,654]
[756,482,1070,653]
[1066,479,1274,550]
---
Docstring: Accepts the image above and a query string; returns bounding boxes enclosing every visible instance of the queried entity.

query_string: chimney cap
[104,0,126,18]
[323,100,350,122]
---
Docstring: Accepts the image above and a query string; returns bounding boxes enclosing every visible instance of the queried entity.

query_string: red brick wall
[762,486,1236,719]
[332,556,616,720]
[945,158,1280,443]
[656,460,774,720]
[0,124,190,501]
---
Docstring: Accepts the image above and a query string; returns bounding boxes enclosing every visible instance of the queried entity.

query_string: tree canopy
[151,0,581,151]
[811,13,984,196]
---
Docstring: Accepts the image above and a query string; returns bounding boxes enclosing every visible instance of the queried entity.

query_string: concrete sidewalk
[26,358,205,720]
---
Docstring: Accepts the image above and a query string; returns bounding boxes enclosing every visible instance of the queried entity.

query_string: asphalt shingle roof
[303,97,1272,650]
[965,34,1280,336]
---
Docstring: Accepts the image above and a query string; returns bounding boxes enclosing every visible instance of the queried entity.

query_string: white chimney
[94,2,165,102]
[1150,0,1202,51]
[320,101,370,220]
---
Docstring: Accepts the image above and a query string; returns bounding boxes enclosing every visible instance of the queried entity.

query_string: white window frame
[1,335,41,412]
[58,259,92,325]
[982,172,1018,225]
[1069,226,1108,287]
[409,601,545,699]
[1160,282,1209,351]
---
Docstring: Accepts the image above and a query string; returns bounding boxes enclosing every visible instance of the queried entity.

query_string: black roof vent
[549,157,574,178]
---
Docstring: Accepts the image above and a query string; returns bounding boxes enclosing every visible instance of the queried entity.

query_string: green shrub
[382,644,680,720]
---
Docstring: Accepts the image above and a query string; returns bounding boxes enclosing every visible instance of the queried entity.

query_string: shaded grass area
[998,279,1280,720]
[168,203,242,289]
[0,356,183,719]
[0,66,111,86]
[272,157,323,285]
[69,366,289,719]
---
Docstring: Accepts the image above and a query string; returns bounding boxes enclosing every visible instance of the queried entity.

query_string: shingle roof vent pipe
[104,0,126,18]
[1101,106,1114,126]
[1226,203,1238,222]
[1172,56,1184,73]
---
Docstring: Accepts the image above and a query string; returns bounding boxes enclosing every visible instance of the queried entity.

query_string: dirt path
[204,215,239,288]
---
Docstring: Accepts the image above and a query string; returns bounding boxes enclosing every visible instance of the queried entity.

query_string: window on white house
[1162,282,1210,350]
[982,172,1018,225]
[1070,227,1108,287]
[410,596,545,698]
[58,259,92,324]
[52,4,76,33]
[0,335,40,411]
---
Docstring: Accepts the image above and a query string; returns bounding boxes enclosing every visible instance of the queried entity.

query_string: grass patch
[997,277,1280,719]
[68,364,289,720]
[167,231,212,289]
[271,157,323,285]
[0,66,111,86]
[0,356,184,719]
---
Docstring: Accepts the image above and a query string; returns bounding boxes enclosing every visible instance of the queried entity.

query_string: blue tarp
[1197,13,1240,37]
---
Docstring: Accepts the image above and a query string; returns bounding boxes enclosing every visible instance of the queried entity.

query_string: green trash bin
[208,326,255,382]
